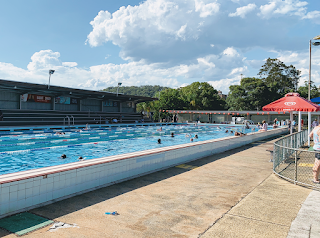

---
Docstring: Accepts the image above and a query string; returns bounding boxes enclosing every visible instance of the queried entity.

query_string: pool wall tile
[1,186,9,194]
[1,192,9,204]
[18,182,26,191]
[17,189,25,200]
[9,191,18,202]
[26,187,33,198]
[0,127,287,219]
[9,184,18,193]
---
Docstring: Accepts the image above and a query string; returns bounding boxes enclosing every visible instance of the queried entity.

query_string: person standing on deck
[309,124,320,183]
[312,119,319,128]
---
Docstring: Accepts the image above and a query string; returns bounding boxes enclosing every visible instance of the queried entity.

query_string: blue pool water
[0,124,266,175]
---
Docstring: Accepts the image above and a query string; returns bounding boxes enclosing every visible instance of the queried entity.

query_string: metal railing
[274,130,320,189]
[63,116,70,126]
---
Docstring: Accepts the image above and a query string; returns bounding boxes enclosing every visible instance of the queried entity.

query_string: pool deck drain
[0,212,53,236]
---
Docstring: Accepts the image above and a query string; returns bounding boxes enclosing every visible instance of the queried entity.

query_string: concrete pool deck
[0,137,317,238]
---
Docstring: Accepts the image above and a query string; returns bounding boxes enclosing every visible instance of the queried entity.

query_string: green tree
[158,88,185,110]
[180,82,225,110]
[297,81,320,99]
[102,85,169,97]
[226,77,270,110]
[258,58,301,101]
[226,85,247,110]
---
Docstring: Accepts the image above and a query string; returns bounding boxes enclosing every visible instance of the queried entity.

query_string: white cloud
[2,0,320,95]
[258,0,319,20]
[85,0,320,68]
[302,10,320,24]
[303,10,320,19]
[272,48,320,88]
[223,47,240,57]
[258,1,277,18]
[0,47,247,94]
[87,0,223,64]
[62,62,78,67]
[194,0,220,18]
[228,66,247,76]
[229,3,256,18]
[208,76,241,94]
[27,50,61,71]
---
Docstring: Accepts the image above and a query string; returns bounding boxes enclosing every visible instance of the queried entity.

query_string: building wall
[81,99,101,112]
[55,103,78,111]
[121,102,135,113]
[0,91,19,109]
[21,101,52,110]
[102,100,120,112]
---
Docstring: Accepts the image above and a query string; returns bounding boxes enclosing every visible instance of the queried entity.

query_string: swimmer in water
[78,156,84,161]
[190,138,193,142]
[225,130,228,133]
[61,154,67,159]
[171,132,174,137]
[55,132,65,135]
[157,127,162,132]
[157,138,161,144]
[194,134,198,139]
[84,123,90,130]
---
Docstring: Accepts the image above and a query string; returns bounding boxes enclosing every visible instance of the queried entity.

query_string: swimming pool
[0,123,287,219]
[0,124,257,175]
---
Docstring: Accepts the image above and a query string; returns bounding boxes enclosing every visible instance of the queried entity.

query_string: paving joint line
[226,213,289,227]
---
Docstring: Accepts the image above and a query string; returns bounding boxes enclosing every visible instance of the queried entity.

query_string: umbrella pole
[290,112,293,134]
[298,112,301,132]
[308,111,311,147]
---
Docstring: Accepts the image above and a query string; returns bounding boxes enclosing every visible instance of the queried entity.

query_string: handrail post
[65,116,70,127]
[70,116,74,125]
[294,150,297,185]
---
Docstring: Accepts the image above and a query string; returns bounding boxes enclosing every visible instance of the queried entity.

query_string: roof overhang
[0,79,157,103]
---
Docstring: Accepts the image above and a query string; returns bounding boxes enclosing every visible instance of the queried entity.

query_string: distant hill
[102,85,170,98]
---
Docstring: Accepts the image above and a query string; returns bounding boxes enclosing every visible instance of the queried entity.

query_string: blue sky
[0,0,320,94]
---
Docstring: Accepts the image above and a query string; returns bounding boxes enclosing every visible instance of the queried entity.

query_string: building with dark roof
[0,79,157,126]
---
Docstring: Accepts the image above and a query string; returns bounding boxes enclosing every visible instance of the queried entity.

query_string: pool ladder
[63,116,75,127]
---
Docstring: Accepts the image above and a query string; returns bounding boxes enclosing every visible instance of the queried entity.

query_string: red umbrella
[263,92,320,135]
[262,92,320,112]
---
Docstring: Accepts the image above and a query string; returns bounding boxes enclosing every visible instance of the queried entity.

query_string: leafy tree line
[136,82,226,120]
[226,57,320,110]
[102,57,320,119]
[103,85,169,98]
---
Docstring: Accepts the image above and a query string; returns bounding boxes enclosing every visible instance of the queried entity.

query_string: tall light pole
[307,35,320,146]
[309,36,320,100]
[117,82,122,96]
[48,70,55,89]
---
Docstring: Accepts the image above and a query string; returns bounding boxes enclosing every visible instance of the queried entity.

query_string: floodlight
[48,69,55,89]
